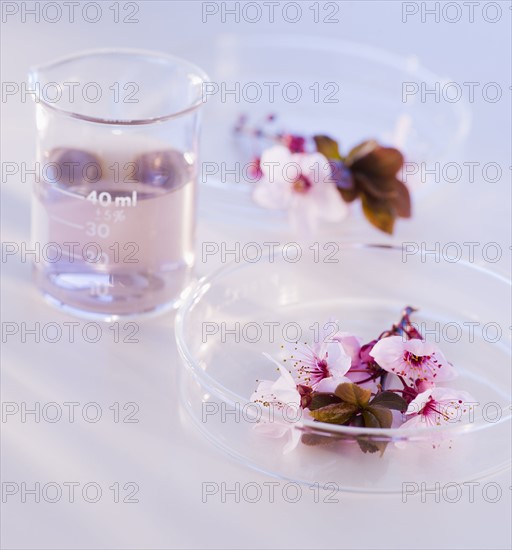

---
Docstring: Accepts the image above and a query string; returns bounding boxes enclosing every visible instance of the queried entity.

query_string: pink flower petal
[405,388,433,415]
[369,335,406,374]
[336,332,361,367]
[309,182,349,222]
[260,145,293,181]
[253,421,290,438]
[323,341,351,377]
[252,179,291,210]
[370,336,456,385]
[288,195,319,233]
[283,427,302,454]
[297,152,331,185]
[314,375,351,393]
[399,414,426,431]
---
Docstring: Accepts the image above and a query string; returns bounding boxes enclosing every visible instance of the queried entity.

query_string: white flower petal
[369,336,407,374]
[399,414,425,430]
[309,182,349,222]
[324,342,352,376]
[283,425,302,454]
[314,375,351,393]
[250,379,274,403]
[262,352,293,384]
[336,332,361,366]
[296,152,331,185]
[252,179,291,210]
[404,338,436,356]
[405,388,433,415]
[288,194,319,234]
[262,353,301,407]
[253,421,289,439]
[260,145,293,181]
[431,387,473,403]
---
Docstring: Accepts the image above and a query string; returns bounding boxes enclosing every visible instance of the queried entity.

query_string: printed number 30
[85,222,110,239]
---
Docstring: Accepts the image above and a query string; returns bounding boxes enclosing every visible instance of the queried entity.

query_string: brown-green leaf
[357,437,388,455]
[338,185,359,203]
[351,415,387,455]
[351,145,404,177]
[369,391,407,412]
[301,432,339,446]
[345,140,378,166]
[334,383,372,408]
[390,179,412,218]
[308,393,342,411]
[354,172,396,200]
[361,193,395,235]
[359,408,392,456]
[309,402,357,425]
[364,406,393,429]
[313,135,342,161]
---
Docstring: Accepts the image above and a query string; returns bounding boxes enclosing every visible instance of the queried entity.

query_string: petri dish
[176,244,511,493]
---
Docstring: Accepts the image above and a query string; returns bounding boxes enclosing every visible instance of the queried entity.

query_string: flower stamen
[292,173,312,194]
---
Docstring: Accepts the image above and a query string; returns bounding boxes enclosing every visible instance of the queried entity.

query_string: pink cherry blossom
[251,353,301,412]
[285,323,353,392]
[400,386,475,430]
[333,331,361,368]
[250,353,303,453]
[252,145,348,232]
[369,336,455,386]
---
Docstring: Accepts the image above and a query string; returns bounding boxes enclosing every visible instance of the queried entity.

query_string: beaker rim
[28,47,210,125]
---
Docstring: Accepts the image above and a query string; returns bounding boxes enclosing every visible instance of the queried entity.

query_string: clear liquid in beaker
[32,146,196,318]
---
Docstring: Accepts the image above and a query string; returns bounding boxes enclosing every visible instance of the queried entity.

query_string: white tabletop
[1,2,511,548]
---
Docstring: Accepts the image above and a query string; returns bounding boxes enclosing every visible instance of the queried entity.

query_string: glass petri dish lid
[195,34,472,230]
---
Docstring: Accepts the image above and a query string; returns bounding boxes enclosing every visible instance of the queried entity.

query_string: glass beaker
[29,49,208,319]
